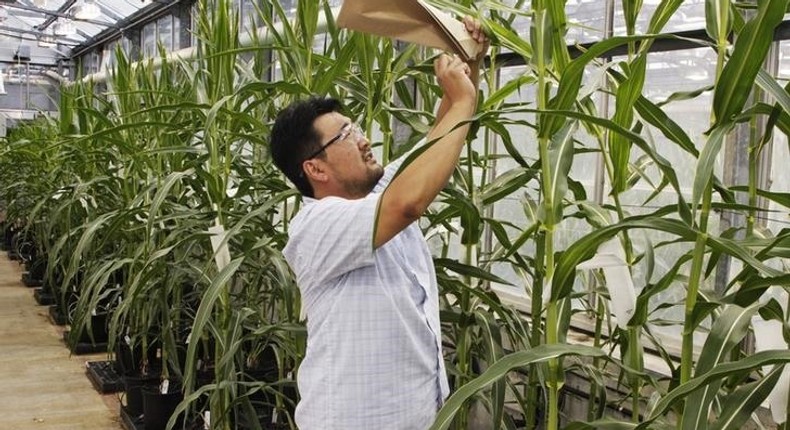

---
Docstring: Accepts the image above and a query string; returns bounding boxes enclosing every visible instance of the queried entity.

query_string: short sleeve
[283,193,380,288]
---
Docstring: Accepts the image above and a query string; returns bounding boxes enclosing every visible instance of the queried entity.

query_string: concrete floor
[0,254,121,429]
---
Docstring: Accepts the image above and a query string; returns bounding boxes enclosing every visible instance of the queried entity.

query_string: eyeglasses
[303,122,363,161]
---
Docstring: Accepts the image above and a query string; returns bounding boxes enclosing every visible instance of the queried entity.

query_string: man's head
[270,97,383,199]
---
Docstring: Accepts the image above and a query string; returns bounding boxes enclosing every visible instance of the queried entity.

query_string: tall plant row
[0,0,789,429]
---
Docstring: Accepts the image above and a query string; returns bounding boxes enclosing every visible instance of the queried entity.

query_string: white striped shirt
[283,156,449,430]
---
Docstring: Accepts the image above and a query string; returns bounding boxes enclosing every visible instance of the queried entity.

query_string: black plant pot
[123,374,160,419]
[7,231,19,258]
[143,383,184,430]
[25,255,47,281]
[1,223,11,250]
[74,313,110,344]
[115,339,161,377]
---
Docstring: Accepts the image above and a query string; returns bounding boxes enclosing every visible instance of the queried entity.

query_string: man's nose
[357,136,370,150]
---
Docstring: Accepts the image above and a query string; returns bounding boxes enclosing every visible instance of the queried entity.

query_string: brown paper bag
[336,0,483,61]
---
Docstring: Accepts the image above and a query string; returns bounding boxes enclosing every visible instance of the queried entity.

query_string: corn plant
[3,1,790,430]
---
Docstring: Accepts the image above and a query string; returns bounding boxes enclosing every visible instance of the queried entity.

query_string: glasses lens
[347,123,361,141]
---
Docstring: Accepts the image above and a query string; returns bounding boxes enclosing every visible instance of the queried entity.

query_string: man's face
[310,112,384,198]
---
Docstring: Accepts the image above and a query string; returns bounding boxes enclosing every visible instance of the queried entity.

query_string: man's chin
[372,165,384,180]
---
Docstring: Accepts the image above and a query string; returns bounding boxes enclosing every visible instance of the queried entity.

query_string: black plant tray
[120,406,201,430]
[86,360,124,393]
[33,288,55,306]
[7,250,20,261]
[22,272,43,287]
[63,330,108,355]
[120,405,144,430]
[48,305,67,325]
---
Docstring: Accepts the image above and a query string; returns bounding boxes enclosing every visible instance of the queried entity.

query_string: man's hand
[463,15,490,64]
[435,16,488,122]
[434,54,476,107]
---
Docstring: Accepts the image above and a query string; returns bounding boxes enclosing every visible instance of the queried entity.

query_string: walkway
[0,254,121,429]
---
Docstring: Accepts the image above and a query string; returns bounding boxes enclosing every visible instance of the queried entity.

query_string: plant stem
[747,127,758,237]
[532,2,562,428]
[525,232,546,429]
[681,178,713,387]
[588,297,604,421]
[454,139,478,429]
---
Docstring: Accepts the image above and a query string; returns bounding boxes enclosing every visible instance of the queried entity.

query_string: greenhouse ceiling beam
[69,0,180,59]
[5,2,114,29]
[95,1,123,22]
[77,7,339,85]
[0,24,81,46]
[35,0,76,31]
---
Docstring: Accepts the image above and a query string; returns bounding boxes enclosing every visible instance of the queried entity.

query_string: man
[269,17,488,430]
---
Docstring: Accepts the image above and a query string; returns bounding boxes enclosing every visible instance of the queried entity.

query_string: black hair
[269,96,342,198]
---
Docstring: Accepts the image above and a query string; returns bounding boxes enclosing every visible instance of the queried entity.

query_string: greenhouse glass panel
[615,47,719,340]
[142,21,156,58]
[158,15,173,52]
[172,14,181,50]
[240,0,258,32]
[613,0,705,34]
[565,0,609,43]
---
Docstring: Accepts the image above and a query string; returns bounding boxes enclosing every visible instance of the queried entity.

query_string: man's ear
[302,159,328,183]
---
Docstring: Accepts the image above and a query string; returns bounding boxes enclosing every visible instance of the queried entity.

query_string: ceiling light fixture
[53,20,76,36]
[38,32,56,47]
[33,0,48,7]
[74,0,100,20]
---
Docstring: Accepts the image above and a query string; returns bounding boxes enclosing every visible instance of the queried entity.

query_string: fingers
[434,54,472,79]
[463,15,488,44]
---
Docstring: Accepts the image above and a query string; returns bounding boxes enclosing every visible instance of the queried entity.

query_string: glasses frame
[303,122,361,161]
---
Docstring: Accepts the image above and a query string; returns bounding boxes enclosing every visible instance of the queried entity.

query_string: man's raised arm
[373,18,488,249]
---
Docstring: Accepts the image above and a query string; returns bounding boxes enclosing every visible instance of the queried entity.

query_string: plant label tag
[203,411,211,429]
[577,238,636,328]
[208,225,232,271]
[91,308,97,316]
[752,317,789,423]
[124,335,131,345]
[271,407,278,423]
[161,379,169,394]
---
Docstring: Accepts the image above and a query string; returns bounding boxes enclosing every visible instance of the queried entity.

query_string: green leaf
[638,350,790,429]
[565,421,637,430]
[541,34,673,139]
[429,344,607,430]
[183,257,244,397]
[609,55,647,193]
[713,0,789,124]
[709,365,785,430]
[480,167,534,206]
[754,69,790,117]
[692,123,732,216]
[545,121,578,225]
[633,93,698,157]
[682,304,759,430]
[647,0,685,35]
[552,216,784,301]
[705,0,731,42]
[434,258,512,286]
[730,185,790,209]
